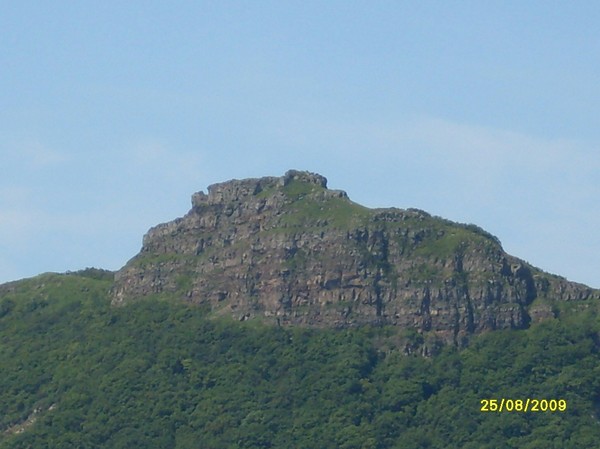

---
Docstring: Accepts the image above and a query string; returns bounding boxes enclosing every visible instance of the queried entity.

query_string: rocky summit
[113,170,598,344]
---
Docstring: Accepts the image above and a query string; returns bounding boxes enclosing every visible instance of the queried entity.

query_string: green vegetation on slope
[278,180,371,229]
[0,273,599,448]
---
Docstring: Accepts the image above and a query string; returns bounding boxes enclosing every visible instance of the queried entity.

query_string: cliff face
[113,170,598,344]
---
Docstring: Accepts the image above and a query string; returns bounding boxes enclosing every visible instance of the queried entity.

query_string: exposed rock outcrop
[113,170,599,344]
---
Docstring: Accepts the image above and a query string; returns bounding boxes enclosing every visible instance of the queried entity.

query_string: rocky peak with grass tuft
[112,170,599,345]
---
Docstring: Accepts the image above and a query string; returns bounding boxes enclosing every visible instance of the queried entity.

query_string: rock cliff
[113,170,599,344]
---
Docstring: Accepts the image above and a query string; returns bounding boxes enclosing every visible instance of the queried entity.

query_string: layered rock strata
[113,170,598,344]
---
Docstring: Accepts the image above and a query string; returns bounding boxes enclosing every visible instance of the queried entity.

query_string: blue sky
[1,1,599,287]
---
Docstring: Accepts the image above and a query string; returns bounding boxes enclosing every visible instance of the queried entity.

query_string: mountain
[113,170,598,346]
[2,170,600,448]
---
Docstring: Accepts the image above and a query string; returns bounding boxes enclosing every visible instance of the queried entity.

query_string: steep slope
[113,170,598,344]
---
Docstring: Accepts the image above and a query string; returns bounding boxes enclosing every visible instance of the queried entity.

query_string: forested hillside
[1,271,599,448]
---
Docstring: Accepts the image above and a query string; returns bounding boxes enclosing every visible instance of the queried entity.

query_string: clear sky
[1,1,599,287]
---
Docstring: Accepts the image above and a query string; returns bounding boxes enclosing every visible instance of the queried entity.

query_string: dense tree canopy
[0,272,598,448]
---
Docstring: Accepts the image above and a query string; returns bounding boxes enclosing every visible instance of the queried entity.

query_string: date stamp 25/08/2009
[480,399,567,413]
